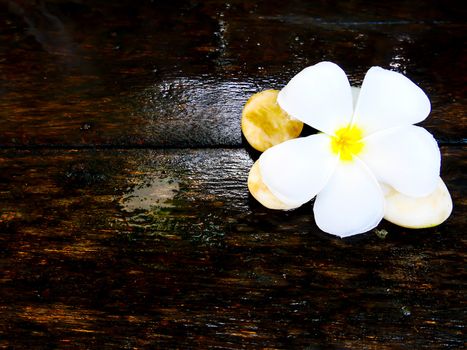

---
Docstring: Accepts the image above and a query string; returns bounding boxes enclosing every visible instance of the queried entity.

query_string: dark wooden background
[0,0,465,348]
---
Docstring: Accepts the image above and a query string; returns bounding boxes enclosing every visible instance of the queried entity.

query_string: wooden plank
[0,1,465,147]
[0,146,465,348]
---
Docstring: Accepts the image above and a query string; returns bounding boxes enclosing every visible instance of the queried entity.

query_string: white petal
[277,62,353,135]
[351,86,361,109]
[313,159,385,237]
[384,178,453,228]
[353,67,431,135]
[259,134,338,206]
[247,160,299,210]
[360,125,440,197]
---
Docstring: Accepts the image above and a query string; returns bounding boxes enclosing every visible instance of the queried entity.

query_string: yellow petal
[248,160,298,210]
[241,90,303,152]
[383,178,453,229]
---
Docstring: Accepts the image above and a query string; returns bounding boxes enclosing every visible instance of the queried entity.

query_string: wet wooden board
[0,0,465,147]
[0,0,466,348]
[0,147,465,349]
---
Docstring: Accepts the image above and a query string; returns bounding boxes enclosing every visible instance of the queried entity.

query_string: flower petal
[359,125,440,197]
[277,62,353,135]
[384,177,453,229]
[351,86,361,109]
[313,159,384,237]
[259,134,338,206]
[248,160,299,210]
[353,67,431,135]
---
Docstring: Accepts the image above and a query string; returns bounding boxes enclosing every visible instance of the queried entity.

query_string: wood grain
[0,0,465,147]
[0,1,465,348]
[0,146,465,348]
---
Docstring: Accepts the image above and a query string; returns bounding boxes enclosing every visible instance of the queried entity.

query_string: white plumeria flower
[259,61,443,237]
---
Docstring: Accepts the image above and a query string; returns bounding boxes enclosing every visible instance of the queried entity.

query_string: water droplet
[80,123,92,131]
[401,306,411,316]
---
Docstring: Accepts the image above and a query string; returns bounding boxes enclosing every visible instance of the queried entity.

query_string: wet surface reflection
[115,148,255,243]
[119,177,180,212]
[137,77,263,147]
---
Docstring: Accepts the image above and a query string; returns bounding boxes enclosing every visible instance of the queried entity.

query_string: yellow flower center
[331,125,364,161]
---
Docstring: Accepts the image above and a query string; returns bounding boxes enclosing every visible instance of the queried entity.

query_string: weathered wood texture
[0,0,465,147]
[0,0,466,349]
[0,147,465,349]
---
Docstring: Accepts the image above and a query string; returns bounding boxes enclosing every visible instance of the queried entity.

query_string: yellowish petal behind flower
[383,178,453,228]
[241,90,303,152]
[247,160,298,210]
